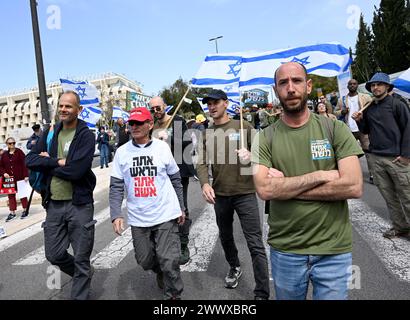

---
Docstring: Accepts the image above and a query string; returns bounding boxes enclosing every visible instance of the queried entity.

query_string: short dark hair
[59,90,81,107]
[32,124,41,131]
[274,62,308,85]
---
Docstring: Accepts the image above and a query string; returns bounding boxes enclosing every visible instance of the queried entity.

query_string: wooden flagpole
[165,87,191,129]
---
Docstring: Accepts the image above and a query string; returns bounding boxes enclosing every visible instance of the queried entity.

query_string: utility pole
[30,0,50,129]
[209,36,223,54]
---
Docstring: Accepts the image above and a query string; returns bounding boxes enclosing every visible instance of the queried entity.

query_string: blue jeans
[100,144,109,167]
[270,248,351,300]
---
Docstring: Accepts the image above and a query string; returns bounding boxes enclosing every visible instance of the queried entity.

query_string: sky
[0,0,380,97]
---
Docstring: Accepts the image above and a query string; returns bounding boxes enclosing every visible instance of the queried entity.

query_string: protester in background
[151,96,195,265]
[114,117,130,151]
[26,124,42,150]
[25,91,96,300]
[252,62,363,300]
[352,73,410,240]
[109,107,185,300]
[197,89,270,300]
[315,102,337,120]
[0,137,29,221]
[319,95,334,114]
[97,126,110,169]
[335,79,374,183]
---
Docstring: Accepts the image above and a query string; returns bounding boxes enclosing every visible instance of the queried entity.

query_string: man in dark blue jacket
[26,91,96,300]
[352,73,410,240]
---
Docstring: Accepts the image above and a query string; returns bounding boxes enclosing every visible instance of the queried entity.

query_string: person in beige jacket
[335,79,374,183]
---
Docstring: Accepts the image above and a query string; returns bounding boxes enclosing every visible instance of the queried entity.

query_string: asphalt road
[0,158,409,300]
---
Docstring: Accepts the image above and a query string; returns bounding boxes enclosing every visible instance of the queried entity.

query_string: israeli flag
[191,43,351,91]
[191,52,245,90]
[60,78,100,108]
[165,105,173,114]
[112,106,129,121]
[393,67,410,99]
[239,43,352,89]
[78,106,102,128]
[196,97,208,113]
[197,96,238,116]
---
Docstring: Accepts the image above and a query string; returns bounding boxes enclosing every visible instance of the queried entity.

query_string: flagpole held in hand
[165,87,191,130]
[239,103,245,150]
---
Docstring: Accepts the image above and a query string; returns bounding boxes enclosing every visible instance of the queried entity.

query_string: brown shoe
[383,228,410,240]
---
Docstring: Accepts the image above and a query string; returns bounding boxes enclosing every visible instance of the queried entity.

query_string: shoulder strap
[318,116,334,145]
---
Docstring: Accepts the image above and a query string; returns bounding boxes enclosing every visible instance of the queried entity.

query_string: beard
[279,92,308,114]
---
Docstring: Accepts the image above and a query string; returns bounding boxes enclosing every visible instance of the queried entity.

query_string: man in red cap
[109,107,186,300]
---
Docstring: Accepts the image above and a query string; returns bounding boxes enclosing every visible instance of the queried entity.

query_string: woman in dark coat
[0,137,29,221]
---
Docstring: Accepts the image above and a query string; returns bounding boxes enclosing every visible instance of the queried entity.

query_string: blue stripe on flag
[81,98,100,105]
[60,79,87,85]
[205,55,243,62]
[191,78,240,86]
[88,106,102,114]
[239,77,274,87]
[241,44,349,63]
[394,78,410,93]
[306,63,345,74]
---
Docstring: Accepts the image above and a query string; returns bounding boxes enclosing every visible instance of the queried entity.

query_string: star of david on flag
[78,106,102,128]
[60,79,100,108]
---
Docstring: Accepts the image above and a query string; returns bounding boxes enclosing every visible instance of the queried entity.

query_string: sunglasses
[128,121,148,126]
[7,142,15,145]
[151,106,162,112]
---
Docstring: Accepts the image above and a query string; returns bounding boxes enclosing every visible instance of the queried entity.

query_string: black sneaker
[224,266,242,289]
[369,176,374,184]
[156,271,164,290]
[179,244,190,265]
[5,213,16,222]
[383,228,410,240]
[20,211,29,219]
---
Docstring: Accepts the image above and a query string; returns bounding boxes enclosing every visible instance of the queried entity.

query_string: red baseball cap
[128,107,152,122]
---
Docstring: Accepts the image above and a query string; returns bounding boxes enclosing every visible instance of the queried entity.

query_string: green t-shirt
[50,128,76,200]
[196,119,256,196]
[252,113,363,254]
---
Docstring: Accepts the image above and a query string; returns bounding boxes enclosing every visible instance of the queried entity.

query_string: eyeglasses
[7,142,15,145]
[128,121,148,126]
[151,106,162,112]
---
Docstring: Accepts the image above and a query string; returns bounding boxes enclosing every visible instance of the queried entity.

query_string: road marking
[181,204,219,272]
[349,199,410,283]
[91,228,133,269]
[0,200,101,253]
[13,205,114,266]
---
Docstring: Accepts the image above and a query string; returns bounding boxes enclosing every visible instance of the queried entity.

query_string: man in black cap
[352,72,410,240]
[26,124,42,150]
[196,89,270,300]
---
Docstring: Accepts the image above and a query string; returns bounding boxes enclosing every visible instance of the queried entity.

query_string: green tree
[352,14,376,83]
[158,78,203,118]
[307,75,338,100]
[372,0,410,74]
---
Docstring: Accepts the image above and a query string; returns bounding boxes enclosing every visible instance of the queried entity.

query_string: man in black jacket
[352,73,410,240]
[150,96,195,265]
[26,91,96,300]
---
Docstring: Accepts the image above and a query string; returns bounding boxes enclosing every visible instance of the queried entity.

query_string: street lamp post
[209,36,223,53]
[30,0,50,129]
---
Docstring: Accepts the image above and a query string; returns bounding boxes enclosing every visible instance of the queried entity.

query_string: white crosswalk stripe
[349,199,410,282]
[7,198,410,283]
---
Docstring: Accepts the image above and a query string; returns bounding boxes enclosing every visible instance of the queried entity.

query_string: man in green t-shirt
[251,62,363,300]
[197,89,270,300]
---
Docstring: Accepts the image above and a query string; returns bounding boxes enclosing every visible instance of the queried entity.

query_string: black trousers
[214,193,270,299]
[43,200,95,300]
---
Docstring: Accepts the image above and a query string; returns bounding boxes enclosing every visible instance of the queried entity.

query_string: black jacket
[25,120,96,207]
[358,95,410,158]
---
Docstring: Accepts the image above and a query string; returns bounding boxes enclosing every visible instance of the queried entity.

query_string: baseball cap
[128,107,152,122]
[202,89,228,104]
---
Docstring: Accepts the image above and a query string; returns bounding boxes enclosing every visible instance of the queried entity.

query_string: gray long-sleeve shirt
[357,95,410,158]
